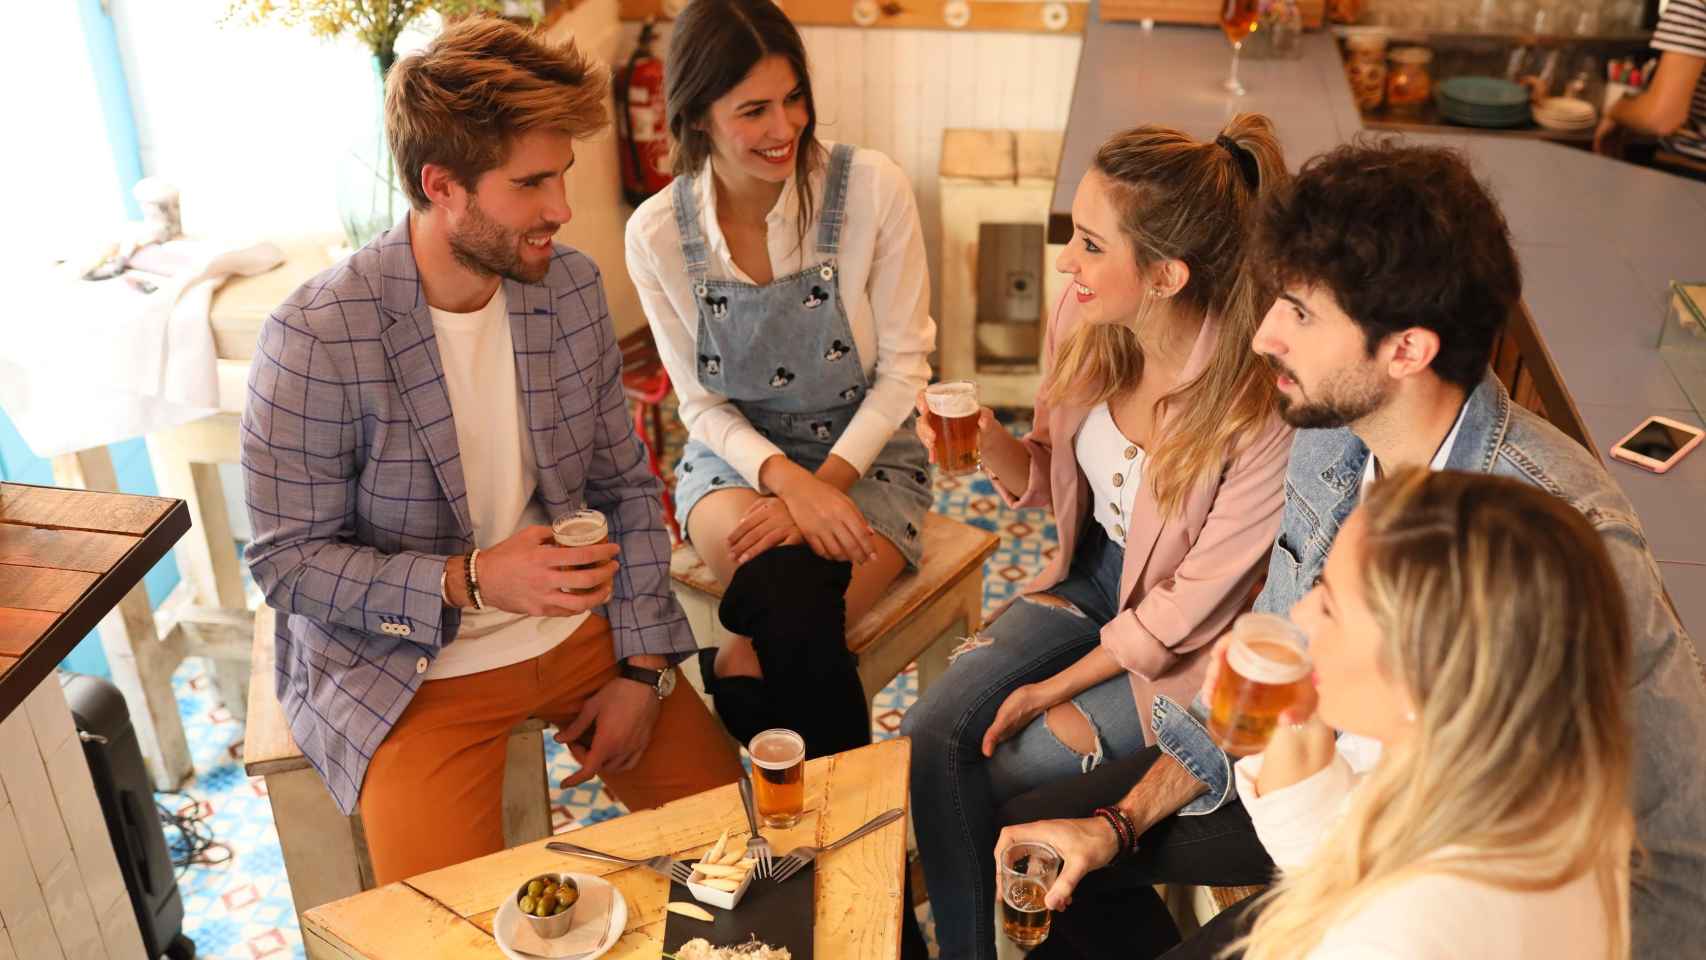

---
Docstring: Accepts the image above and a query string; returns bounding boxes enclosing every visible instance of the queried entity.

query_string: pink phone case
[1609,415,1706,474]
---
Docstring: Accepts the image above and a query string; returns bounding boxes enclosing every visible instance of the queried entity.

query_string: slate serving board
[662,865,814,959]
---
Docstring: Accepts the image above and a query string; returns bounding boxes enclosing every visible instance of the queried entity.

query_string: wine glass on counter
[1220,0,1260,95]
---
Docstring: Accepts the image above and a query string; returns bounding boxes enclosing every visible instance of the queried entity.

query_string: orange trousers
[359,615,743,884]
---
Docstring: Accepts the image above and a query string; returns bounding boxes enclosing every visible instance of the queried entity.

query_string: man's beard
[448,197,555,284]
[1265,355,1388,430]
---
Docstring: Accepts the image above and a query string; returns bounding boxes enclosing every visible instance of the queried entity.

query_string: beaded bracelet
[465,548,486,611]
[1093,805,1139,859]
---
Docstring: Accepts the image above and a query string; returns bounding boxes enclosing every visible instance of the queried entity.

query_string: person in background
[1026,468,1635,960]
[996,138,1706,960]
[241,18,743,884]
[1595,0,1706,159]
[625,0,936,758]
[901,115,1294,960]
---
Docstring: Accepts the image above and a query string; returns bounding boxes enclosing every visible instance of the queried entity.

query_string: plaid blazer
[241,221,690,814]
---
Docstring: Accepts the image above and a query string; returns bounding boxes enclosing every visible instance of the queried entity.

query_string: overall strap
[672,172,710,283]
[814,143,857,257]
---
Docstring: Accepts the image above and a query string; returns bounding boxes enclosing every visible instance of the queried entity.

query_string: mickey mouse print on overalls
[668,143,933,567]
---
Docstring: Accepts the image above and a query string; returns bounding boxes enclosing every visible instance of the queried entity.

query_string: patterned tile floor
[155,412,1052,959]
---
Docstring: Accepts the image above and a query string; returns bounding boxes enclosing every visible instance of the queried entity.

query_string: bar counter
[1052,20,1706,634]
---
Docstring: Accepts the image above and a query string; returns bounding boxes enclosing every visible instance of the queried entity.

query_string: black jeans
[995,744,1275,959]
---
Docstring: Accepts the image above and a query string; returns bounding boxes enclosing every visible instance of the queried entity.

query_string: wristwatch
[618,661,677,700]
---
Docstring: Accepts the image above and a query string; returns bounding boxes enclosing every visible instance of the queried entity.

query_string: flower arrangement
[223,0,540,73]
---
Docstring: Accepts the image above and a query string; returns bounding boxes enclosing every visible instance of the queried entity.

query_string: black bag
[63,673,194,960]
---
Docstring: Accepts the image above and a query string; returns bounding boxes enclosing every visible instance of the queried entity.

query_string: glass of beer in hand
[925,380,982,477]
[1000,841,1060,948]
[551,509,609,595]
[1208,613,1313,754]
[749,728,806,828]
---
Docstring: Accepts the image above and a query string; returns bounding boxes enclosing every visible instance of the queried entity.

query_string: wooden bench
[670,512,1000,704]
[242,605,551,922]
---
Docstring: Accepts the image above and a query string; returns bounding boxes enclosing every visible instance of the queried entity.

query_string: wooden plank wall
[619,22,1084,320]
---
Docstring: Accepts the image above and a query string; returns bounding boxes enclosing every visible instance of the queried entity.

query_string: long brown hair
[1045,114,1286,518]
[664,0,822,249]
[1237,469,1633,960]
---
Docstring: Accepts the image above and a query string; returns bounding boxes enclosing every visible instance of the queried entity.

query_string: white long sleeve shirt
[1233,750,1619,959]
[624,143,935,490]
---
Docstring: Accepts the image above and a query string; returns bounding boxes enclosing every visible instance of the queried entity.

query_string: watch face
[657,667,677,698]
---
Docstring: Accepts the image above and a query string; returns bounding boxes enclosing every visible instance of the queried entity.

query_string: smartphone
[1609,415,1706,474]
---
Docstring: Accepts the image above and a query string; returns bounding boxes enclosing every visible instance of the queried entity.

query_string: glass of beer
[1000,841,1060,948]
[749,728,805,828]
[551,509,609,594]
[925,380,982,477]
[1207,613,1313,754]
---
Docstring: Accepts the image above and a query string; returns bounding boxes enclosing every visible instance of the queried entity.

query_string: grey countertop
[1054,18,1706,629]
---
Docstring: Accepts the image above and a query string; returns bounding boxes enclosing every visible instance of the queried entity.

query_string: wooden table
[0,481,188,958]
[301,738,912,960]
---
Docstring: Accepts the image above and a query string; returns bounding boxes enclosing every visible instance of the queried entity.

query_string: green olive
[532,897,554,918]
[551,897,571,915]
[557,885,579,908]
[542,882,559,898]
[519,896,537,915]
[527,879,545,898]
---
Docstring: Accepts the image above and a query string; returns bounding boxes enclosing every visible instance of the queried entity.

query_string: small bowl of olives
[514,872,580,939]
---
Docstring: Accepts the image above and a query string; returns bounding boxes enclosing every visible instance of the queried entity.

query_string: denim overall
[669,143,931,566]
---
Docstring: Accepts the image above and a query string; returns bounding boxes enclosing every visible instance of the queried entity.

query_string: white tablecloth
[0,240,283,458]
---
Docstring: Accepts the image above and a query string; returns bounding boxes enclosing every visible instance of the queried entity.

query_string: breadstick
[718,845,746,866]
[667,902,715,922]
[693,862,749,879]
[705,829,729,865]
[697,876,743,891]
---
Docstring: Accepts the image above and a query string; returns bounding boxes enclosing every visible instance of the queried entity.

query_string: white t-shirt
[624,142,936,491]
[1234,751,1618,959]
[425,286,587,680]
[1074,402,1147,547]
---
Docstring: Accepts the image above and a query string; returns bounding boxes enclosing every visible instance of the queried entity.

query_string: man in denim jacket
[996,141,1706,958]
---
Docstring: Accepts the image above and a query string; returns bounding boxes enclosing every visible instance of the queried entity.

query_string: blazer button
[415,656,429,674]
[1125,445,1139,460]
[1112,472,1124,487]
[1110,501,1121,516]
[1114,523,1126,539]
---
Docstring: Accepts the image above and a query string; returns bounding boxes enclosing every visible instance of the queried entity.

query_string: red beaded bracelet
[1093,805,1139,858]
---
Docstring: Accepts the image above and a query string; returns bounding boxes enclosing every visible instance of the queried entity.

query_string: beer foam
[552,509,606,545]
[926,382,980,418]
[749,729,804,769]
[1226,635,1310,685]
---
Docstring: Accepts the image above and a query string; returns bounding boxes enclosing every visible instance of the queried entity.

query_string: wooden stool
[242,605,551,921]
[669,512,999,704]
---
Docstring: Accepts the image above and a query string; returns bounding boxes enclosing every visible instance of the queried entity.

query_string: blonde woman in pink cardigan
[900,115,1293,960]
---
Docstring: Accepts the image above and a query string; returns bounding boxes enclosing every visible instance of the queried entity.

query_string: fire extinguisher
[614,21,673,207]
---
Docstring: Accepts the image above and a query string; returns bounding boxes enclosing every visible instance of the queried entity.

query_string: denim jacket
[1151,372,1706,956]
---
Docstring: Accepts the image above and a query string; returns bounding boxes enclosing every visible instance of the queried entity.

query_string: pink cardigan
[989,291,1292,743]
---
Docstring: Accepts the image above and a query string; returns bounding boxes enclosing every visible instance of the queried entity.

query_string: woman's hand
[1593,114,1627,157]
[981,683,1055,757]
[762,457,876,564]
[913,389,999,465]
[725,496,804,566]
[995,818,1121,911]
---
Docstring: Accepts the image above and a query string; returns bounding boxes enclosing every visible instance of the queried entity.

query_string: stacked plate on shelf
[1533,97,1598,133]
[1436,76,1532,129]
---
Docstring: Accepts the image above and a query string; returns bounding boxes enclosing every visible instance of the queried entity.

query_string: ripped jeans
[901,525,1144,960]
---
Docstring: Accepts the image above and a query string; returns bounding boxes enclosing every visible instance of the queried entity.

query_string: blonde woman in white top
[1172,467,1633,960]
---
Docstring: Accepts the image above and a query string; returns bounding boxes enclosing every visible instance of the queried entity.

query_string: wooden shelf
[1361,101,1595,143]
[617,0,1090,34]
[1332,23,1652,47]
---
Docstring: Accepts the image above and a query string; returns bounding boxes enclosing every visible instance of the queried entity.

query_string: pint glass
[1207,613,1312,754]
[551,509,609,594]
[749,728,806,828]
[925,380,982,476]
[999,841,1060,948]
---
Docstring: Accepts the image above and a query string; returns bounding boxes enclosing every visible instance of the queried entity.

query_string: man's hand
[982,683,1052,757]
[475,525,620,616]
[555,674,663,788]
[995,818,1121,911]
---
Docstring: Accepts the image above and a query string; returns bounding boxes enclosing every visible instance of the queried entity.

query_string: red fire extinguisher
[614,21,673,207]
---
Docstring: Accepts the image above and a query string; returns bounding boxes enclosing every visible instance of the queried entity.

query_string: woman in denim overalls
[626,0,934,758]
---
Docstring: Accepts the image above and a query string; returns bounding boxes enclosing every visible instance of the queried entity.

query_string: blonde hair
[1045,114,1285,518]
[385,17,610,211]
[1237,469,1634,960]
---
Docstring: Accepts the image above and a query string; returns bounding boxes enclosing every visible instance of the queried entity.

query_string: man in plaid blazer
[240,19,741,882]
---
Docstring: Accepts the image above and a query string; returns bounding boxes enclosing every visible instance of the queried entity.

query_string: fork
[737,774,774,879]
[545,840,695,885]
[771,807,905,884]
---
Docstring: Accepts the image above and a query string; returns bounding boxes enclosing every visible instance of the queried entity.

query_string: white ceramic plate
[494,873,627,960]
